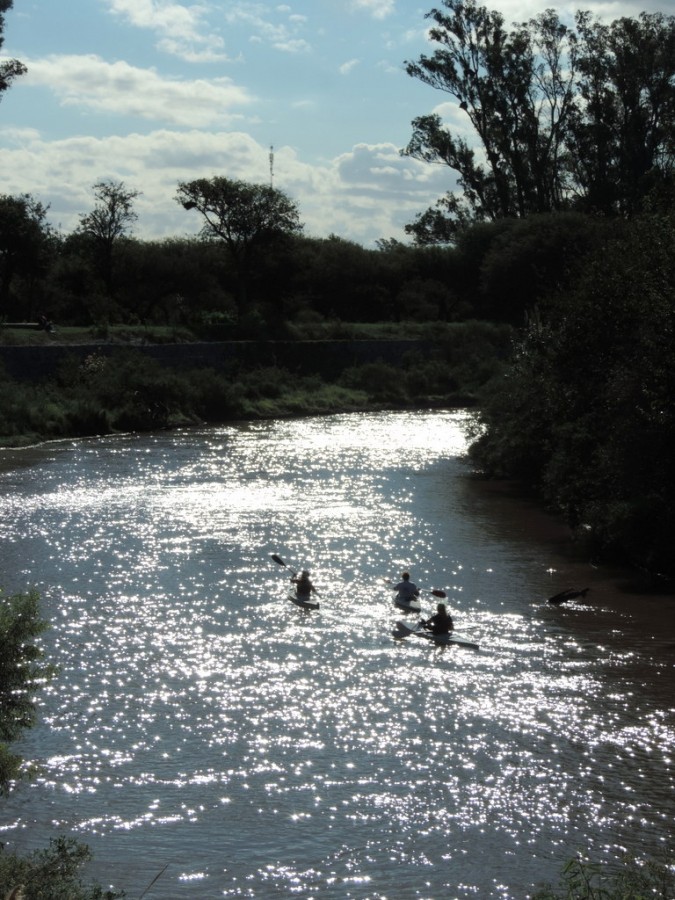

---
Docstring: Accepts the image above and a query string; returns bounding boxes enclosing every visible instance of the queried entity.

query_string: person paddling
[393,572,420,603]
[291,569,316,600]
[421,602,454,636]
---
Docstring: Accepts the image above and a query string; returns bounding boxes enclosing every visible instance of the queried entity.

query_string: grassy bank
[0,320,478,346]
[0,322,512,447]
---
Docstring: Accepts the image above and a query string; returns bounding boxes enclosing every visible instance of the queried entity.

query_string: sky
[1,0,674,248]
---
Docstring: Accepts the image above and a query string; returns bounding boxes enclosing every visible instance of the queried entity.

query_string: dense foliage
[0,837,124,900]
[468,211,675,576]
[0,210,612,332]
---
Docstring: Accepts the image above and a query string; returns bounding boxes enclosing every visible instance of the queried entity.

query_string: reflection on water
[0,411,673,899]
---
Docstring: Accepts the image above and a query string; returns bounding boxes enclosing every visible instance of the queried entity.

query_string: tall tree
[78,180,140,296]
[403,1,578,241]
[176,177,303,312]
[0,193,51,318]
[404,2,675,240]
[570,11,675,216]
[0,1,25,100]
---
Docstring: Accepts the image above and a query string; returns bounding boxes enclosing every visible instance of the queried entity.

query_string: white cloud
[464,0,671,25]
[339,59,360,75]
[222,4,311,54]
[22,55,255,128]
[104,0,227,61]
[0,129,449,246]
[350,0,396,20]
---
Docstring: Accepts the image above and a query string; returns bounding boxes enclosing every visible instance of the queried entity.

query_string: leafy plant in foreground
[0,837,124,899]
[532,853,675,899]
[0,589,55,793]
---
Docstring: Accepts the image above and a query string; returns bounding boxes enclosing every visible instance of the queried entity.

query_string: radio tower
[269,145,274,188]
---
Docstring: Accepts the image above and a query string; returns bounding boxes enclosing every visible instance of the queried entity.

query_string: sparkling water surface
[0,411,672,898]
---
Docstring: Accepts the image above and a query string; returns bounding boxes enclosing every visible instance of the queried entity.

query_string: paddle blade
[393,620,415,637]
[431,589,447,598]
[271,554,286,567]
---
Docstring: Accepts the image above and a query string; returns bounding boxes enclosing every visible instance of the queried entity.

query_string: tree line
[1,179,607,332]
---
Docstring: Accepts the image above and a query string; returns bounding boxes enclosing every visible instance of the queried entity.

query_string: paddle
[392,619,424,639]
[383,578,447,599]
[271,553,297,576]
[271,553,321,597]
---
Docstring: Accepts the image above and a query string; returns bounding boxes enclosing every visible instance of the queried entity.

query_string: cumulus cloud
[223,4,311,54]
[0,129,449,246]
[335,142,452,195]
[104,0,227,61]
[339,59,360,75]
[350,0,396,19]
[22,55,254,128]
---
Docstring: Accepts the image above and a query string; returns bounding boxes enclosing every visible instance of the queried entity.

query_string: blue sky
[1,0,673,247]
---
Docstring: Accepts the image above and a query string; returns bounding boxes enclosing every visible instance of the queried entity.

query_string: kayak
[288,592,319,611]
[393,594,422,614]
[392,620,479,650]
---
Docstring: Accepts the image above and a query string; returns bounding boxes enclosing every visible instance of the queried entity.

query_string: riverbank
[0,325,513,447]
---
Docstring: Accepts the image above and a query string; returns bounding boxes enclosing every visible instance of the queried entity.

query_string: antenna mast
[269,145,274,188]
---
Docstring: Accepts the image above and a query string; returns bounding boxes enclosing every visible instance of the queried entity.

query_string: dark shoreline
[466,474,675,644]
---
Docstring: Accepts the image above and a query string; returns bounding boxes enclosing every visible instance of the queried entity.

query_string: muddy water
[0,411,672,899]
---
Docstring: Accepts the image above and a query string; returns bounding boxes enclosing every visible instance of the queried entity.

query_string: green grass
[1,320,469,345]
[0,320,514,446]
[284,320,468,341]
[0,324,196,345]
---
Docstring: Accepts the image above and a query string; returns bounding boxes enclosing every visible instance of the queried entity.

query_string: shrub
[533,853,675,899]
[0,589,55,793]
[0,836,125,900]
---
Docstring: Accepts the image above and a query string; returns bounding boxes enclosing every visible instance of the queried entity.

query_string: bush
[0,836,125,900]
[469,212,675,574]
[533,854,675,899]
[339,361,408,403]
[0,589,55,794]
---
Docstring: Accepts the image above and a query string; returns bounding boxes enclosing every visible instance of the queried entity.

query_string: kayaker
[291,570,316,599]
[421,602,454,635]
[393,571,420,601]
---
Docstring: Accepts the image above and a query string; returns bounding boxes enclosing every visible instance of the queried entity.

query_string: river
[0,410,673,899]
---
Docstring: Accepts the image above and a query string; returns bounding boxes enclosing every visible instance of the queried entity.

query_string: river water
[0,410,673,899]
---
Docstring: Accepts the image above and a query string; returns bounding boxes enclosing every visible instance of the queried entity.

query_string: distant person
[421,602,454,635]
[37,313,54,333]
[291,570,316,600]
[393,572,419,602]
